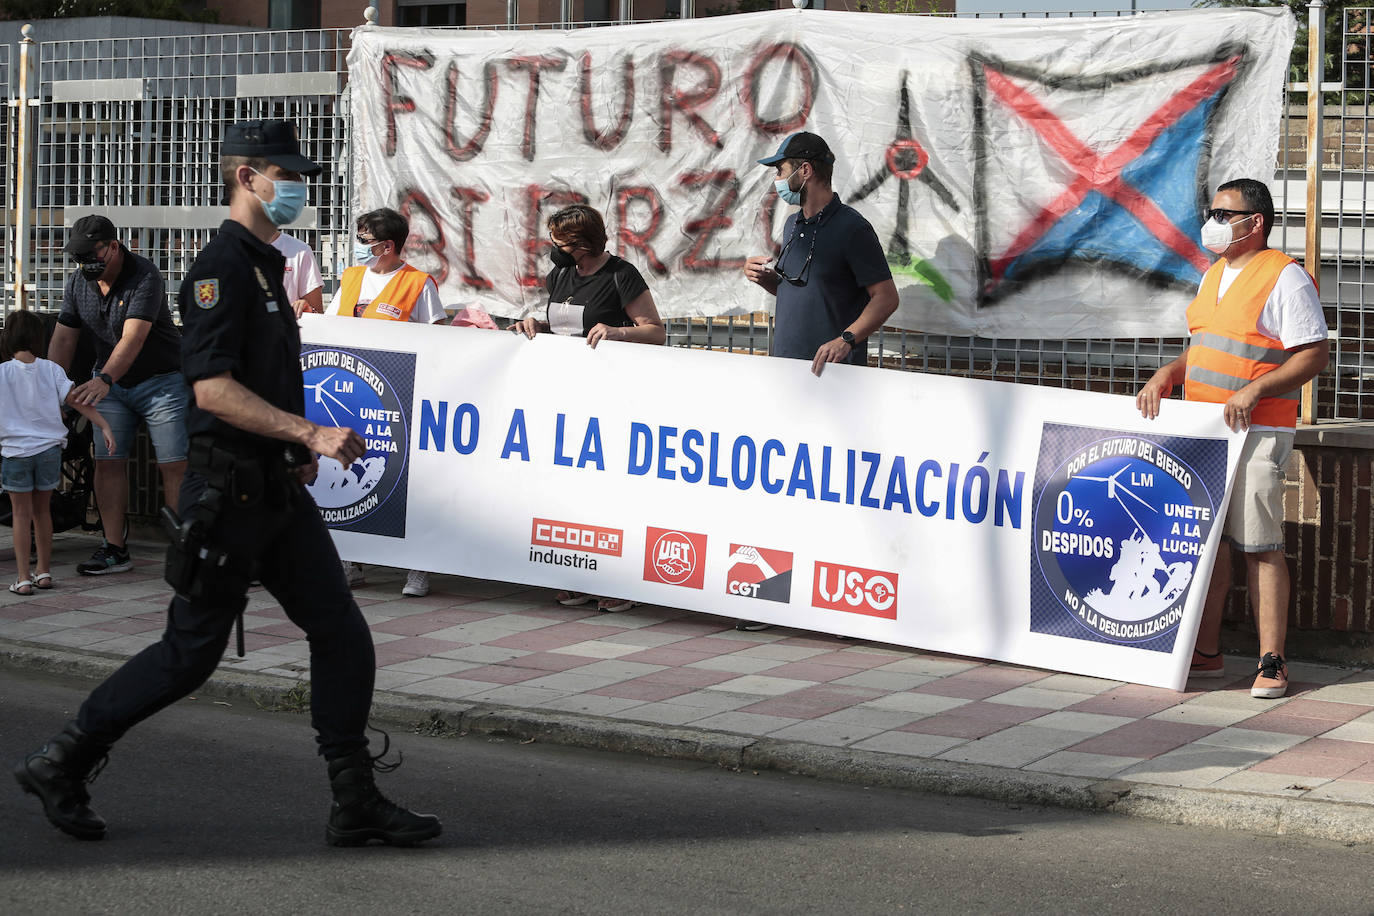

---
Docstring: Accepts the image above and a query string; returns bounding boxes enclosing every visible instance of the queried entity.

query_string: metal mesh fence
[0,44,11,321]
[1332,8,1374,420]
[31,29,353,317]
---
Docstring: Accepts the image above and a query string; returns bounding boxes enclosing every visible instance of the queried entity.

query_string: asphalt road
[2,667,1373,915]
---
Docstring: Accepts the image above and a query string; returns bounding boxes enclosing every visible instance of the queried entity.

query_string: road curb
[4,639,1372,845]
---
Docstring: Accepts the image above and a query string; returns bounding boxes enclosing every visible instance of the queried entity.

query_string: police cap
[222,120,322,177]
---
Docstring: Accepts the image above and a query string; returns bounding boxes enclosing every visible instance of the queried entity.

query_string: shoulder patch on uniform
[194,279,220,309]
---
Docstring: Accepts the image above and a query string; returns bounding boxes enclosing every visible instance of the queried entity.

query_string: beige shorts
[1223,429,1294,553]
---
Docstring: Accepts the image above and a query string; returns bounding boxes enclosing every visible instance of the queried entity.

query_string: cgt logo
[531,518,623,557]
[725,544,793,604]
[812,563,899,619]
[643,526,707,589]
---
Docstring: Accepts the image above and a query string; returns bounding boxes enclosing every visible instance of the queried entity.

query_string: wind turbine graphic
[1075,465,1157,536]
[304,372,356,430]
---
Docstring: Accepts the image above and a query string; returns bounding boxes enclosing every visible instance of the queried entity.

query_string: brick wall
[1218,426,1374,663]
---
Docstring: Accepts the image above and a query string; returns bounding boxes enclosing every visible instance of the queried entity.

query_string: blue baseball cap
[757,131,834,167]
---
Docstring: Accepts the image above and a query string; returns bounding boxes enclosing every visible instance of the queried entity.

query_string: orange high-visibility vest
[334,264,430,321]
[1184,248,1303,428]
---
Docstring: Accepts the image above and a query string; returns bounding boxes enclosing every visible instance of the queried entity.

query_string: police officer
[13,120,442,847]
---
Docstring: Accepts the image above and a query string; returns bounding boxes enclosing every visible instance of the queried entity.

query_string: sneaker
[735,620,771,632]
[597,598,638,613]
[1251,652,1289,699]
[341,561,366,587]
[1189,649,1226,679]
[556,591,593,607]
[401,570,430,598]
[77,543,132,577]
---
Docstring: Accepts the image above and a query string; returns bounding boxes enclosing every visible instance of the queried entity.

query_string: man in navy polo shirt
[738,132,898,632]
[744,131,898,377]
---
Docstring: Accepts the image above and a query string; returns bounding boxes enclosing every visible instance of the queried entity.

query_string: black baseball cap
[63,215,117,258]
[222,119,322,177]
[757,131,835,167]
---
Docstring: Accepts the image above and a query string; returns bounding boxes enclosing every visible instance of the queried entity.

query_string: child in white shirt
[1,310,115,594]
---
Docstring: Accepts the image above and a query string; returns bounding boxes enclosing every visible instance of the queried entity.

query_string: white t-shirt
[271,232,324,305]
[1204,259,1328,431]
[328,266,447,324]
[0,357,73,459]
[1212,261,1327,349]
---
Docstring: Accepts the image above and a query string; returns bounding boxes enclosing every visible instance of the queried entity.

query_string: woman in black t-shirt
[511,204,665,347]
[511,205,665,613]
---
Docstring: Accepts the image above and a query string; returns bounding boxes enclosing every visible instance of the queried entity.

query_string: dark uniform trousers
[76,465,376,760]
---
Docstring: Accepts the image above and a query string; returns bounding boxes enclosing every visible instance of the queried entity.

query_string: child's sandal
[8,579,34,596]
[33,573,53,589]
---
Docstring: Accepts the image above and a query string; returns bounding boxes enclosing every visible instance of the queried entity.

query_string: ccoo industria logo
[299,346,415,539]
[1029,422,1227,652]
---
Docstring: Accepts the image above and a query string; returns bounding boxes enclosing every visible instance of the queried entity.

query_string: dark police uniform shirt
[772,194,892,366]
[543,255,649,337]
[57,247,181,386]
[177,220,305,450]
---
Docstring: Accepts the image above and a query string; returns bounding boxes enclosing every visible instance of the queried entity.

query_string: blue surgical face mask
[353,240,381,263]
[252,169,307,227]
[774,167,803,206]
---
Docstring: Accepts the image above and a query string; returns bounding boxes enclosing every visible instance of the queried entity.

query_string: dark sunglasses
[774,226,817,287]
[1208,208,1258,223]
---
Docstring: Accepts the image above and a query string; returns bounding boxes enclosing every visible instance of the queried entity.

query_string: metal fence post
[13,23,35,313]
[1302,0,1325,425]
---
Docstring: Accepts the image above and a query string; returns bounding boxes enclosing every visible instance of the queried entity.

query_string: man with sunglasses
[744,131,898,378]
[50,215,189,576]
[738,132,898,631]
[1136,178,1328,700]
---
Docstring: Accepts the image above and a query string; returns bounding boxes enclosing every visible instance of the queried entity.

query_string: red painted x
[986,57,1240,281]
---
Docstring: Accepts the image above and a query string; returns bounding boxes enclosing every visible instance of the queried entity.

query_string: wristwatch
[840,331,857,346]
[95,371,113,386]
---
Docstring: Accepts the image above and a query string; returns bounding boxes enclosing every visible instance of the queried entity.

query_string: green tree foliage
[1195,0,1357,84]
[0,0,217,22]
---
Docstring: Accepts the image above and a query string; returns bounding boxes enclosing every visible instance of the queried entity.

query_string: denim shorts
[1,444,62,493]
[94,370,190,462]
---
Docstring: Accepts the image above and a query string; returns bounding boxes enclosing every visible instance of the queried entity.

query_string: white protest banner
[299,316,1244,690]
[347,8,1294,339]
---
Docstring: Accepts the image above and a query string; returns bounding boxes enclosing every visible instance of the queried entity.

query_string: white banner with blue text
[299,315,1245,690]
[348,7,1294,338]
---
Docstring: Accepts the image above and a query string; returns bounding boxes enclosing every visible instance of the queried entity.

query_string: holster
[162,436,285,655]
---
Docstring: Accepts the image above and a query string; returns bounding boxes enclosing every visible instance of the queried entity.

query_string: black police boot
[13,720,111,841]
[325,750,441,847]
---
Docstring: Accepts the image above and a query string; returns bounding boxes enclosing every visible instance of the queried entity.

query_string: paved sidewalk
[5,532,1374,842]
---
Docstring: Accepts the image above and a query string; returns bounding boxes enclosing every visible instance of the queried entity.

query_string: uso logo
[811,562,898,619]
[643,527,707,589]
[531,518,623,557]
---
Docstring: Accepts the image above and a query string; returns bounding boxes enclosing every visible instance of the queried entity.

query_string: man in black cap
[50,214,189,576]
[737,131,899,633]
[14,120,441,847]
[744,130,898,377]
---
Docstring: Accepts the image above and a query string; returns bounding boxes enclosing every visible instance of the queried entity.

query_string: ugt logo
[811,562,899,620]
[643,526,707,589]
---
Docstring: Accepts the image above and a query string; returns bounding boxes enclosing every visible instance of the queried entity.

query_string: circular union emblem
[1034,438,1215,643]
[651,530,698,585]
[302,349,407,526]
